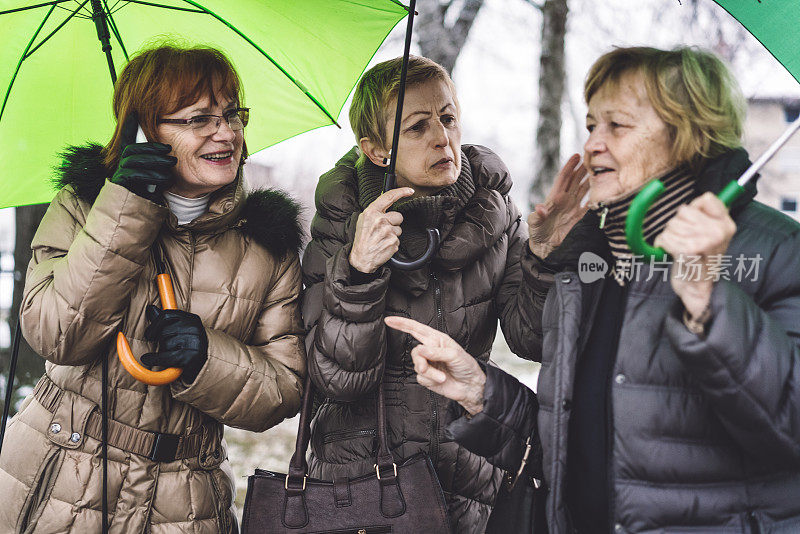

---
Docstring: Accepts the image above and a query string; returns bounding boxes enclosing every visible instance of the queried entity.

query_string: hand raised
[384,316,486,415]
[110,114,176,202]
[528,154,589,258]
[349,187,415,273]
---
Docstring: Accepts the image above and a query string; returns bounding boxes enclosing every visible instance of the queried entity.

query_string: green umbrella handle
[625,179,746,260]
[717,180,746,207]
[625,180,667,261]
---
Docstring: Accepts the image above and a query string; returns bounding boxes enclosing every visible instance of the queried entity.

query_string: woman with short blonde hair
[301,54,586,533]
[389,46,800,533]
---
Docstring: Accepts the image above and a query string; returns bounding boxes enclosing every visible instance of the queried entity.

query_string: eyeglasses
[157,107,250,136]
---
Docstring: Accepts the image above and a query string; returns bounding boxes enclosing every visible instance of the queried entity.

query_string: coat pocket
[19,446,64,533]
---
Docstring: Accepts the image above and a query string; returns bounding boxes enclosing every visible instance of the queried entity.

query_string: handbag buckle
[374,463,397,480]
[285,474,307,491]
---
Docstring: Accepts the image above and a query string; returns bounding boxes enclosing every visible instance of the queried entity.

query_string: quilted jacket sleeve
[301,148,389,401]
[172,251,306,431]
[447,364,543,478]
[494,201,557,362]
[664,224,800,464]
[21,181,167,366]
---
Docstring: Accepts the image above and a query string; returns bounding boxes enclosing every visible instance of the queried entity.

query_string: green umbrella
[625,0,800,260]
[712,0,800,84]
[0,0,408,209]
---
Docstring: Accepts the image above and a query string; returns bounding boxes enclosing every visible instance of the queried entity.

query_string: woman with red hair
[0,45,306,533]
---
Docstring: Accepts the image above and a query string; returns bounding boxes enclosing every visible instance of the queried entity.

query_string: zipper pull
[598,203,609,229]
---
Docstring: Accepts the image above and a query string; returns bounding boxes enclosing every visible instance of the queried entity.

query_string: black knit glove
[141,305,208,383]
[110,114,176,202]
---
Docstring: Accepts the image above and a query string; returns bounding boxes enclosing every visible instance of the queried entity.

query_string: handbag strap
[287,373,395,481]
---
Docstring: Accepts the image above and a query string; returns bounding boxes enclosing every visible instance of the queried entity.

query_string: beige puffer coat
[0,144,306,533]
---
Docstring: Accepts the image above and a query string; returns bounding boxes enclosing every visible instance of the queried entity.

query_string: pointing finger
[385,316,443,345]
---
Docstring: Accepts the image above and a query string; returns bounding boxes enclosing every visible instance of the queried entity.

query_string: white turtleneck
[163,191,210,225]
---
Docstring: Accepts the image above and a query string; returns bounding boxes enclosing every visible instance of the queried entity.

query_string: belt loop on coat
[33,375,208,462]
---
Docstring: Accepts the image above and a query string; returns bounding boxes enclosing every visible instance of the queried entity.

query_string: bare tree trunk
[1,204,47,413]
[528,0,568,210]
[416,0,485,75]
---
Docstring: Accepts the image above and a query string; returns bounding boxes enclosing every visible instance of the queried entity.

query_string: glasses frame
[157,107,250,134]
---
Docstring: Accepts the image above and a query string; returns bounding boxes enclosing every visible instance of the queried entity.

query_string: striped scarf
[590,167,697,286]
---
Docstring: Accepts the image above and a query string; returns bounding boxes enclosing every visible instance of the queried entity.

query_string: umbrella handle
[117,273,182,385]
[389,228,441,270]
[625,179,745,261]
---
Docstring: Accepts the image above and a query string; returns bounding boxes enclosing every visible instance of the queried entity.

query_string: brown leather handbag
[241,374,451,533]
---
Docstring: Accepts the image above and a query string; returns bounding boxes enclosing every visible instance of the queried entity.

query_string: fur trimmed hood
[53,143,304,257]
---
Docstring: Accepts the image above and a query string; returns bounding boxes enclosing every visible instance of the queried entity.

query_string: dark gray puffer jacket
[301,145,542,533]
[450,148,800,533]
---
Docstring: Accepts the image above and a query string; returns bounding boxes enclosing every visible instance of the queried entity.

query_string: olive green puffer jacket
[301,145,542,533]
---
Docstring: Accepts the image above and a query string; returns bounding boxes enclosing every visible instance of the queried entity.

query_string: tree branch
[521,0,544,11]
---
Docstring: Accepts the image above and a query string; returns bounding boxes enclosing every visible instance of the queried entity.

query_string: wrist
[679,288,712,318]
[529,240,555,259]
[682,303,712,337]
[460,370,486,416]
[348,252,374,274]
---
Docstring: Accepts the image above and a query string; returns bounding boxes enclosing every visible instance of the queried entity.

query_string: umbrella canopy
[0,0,407,209]
[712,0,800,83]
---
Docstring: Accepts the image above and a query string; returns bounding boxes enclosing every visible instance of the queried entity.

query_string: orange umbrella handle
[117,273,182,385]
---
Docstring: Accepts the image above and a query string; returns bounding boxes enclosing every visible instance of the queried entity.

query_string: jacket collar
[53,143,303,257]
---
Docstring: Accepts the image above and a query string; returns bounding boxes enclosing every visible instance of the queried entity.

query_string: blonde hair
[349,55,458,155]
[584,46,745,170]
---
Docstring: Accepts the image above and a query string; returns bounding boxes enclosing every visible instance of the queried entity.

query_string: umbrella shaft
[738,115,800,187]
[90,0,116,83]
[385,0,417,188]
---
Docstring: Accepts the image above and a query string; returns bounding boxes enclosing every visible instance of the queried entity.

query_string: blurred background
[2,0,799,515]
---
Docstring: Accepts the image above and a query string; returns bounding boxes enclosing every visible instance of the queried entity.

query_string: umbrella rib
[23,0,91,60]
[0,4,57,123]
[103,0,129,60]
[56,0,91,18]
[118,0,205,14]
[0,0,72,16]
[176,0,341,128]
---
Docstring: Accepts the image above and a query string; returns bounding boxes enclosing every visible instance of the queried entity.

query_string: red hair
[102,45,244,170]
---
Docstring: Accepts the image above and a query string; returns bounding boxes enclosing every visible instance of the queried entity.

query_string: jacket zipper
[606,283,627,534]
[208,472,228,532]
[308,526,392,534]
[186,232,196,312]
[430,271,445,465]
[598,202,609,229]
[323,428,376,444]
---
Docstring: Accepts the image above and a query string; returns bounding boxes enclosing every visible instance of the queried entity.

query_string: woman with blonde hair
[388,46,800,533]
[301,54,586,533]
